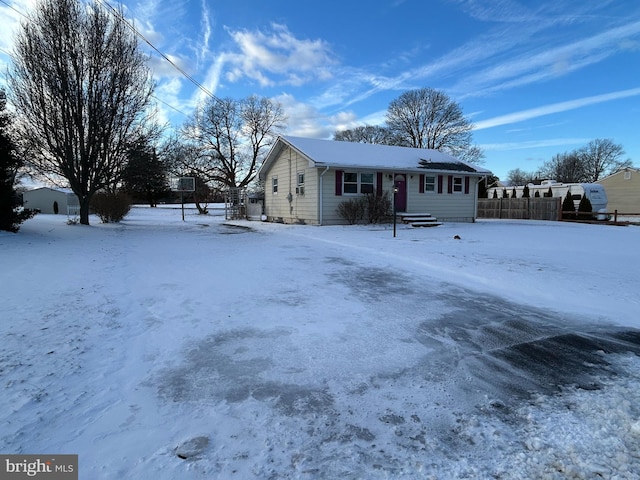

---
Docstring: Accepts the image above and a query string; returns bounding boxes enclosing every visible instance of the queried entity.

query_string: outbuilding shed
[22,187,80,215]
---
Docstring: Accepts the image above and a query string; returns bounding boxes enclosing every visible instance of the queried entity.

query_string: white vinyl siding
[262,149,481,224]
[262,146,318,224]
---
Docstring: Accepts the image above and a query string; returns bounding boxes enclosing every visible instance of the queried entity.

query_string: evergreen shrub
[562,191,576,219]
[578,195,593,220]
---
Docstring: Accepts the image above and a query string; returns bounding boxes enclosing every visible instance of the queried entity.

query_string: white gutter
[319,166,330,225]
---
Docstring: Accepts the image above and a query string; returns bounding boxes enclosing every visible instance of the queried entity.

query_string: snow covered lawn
[1,206,640,479]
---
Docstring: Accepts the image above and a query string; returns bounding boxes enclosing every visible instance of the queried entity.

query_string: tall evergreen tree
[122,141,169,207]
[0,89,36,232]
[562,191,576,219]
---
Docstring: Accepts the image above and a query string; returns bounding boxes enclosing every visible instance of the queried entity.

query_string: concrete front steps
[399,213,441,227]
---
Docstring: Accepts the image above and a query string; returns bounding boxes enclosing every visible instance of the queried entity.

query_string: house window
[624,171,632,180]
[425,176,436,192]
[360,173,374,194]
[296,172,305,195]
[453,177,463,193]
[272,177,278,194]
[343,172,374,194]
[343,172,358,193]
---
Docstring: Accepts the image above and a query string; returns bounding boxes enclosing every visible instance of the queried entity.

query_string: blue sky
[1,0,640,180]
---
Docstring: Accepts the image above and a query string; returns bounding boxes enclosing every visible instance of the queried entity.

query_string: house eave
[313,163,489,176]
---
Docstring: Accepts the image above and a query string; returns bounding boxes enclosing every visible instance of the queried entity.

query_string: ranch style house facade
[257,136,491,225]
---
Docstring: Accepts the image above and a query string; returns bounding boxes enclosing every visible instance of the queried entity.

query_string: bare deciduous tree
[506,168,536,186]
[8,0,155,224]
[333,125,397,145]
[578,138,629,182]
[181,95,286,189]
[538,139,630,183]
[539,152,587,183]
[385,88,482,162]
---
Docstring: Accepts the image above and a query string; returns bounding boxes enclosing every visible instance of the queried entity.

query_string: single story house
[257,136,491,225]
[597,167,640,214]
[22,187,80,215]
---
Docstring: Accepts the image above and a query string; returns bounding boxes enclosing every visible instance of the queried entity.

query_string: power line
[0,0,28,20]
[152,94,189,117]
[96,0,217,101]
[0,47,17,62]
[1,0,208,116]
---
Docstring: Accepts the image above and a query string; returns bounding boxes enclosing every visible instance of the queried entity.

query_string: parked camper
[487,180,608,213]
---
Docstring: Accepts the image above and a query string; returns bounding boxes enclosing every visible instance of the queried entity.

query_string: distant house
[22,187,80,215]
[257,136,491,225]
[597,168,640,214]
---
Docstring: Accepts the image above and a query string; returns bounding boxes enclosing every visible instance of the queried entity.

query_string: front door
[394,174,407,212]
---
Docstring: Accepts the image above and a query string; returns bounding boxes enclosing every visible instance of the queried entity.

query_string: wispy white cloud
[447,0,540,23]
[274,93,333,138]
[197,0,212,67]
[474,87,640,130]
[322,2,640,112]
[223,23,336,87]
[479,138,589,151]
[0,0,36,50]
[456,19,640,97]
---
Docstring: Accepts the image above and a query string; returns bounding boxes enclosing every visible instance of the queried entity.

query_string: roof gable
[598,167,640,182]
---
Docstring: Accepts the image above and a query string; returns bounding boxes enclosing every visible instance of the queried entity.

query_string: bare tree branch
[8,0,155,224]
[180,95,286,189]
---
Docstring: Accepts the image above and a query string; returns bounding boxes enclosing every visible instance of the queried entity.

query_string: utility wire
[96,0,217,101]
[0,47,17,62]
[0,0,28,20]
[152,94,189,117]
[1,0,209,115]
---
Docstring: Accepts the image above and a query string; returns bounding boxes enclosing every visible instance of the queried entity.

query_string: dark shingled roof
[418,159,478,172]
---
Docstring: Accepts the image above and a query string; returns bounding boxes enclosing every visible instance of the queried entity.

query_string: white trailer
[488,180,608,213]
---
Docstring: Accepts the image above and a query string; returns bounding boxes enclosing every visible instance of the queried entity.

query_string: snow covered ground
[1,206,640,479]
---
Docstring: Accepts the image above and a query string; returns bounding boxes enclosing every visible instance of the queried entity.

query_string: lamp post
[393,183,399,238]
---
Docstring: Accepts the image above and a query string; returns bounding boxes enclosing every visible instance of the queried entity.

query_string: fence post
[614,210,618,222]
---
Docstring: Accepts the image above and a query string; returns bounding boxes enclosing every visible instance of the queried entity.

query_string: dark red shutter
[335,170,343,196]
[464,176,470,194]
[419,174,425,193]
[447,176,453,194]
[376,172,383,196]
[437,175,443,194]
